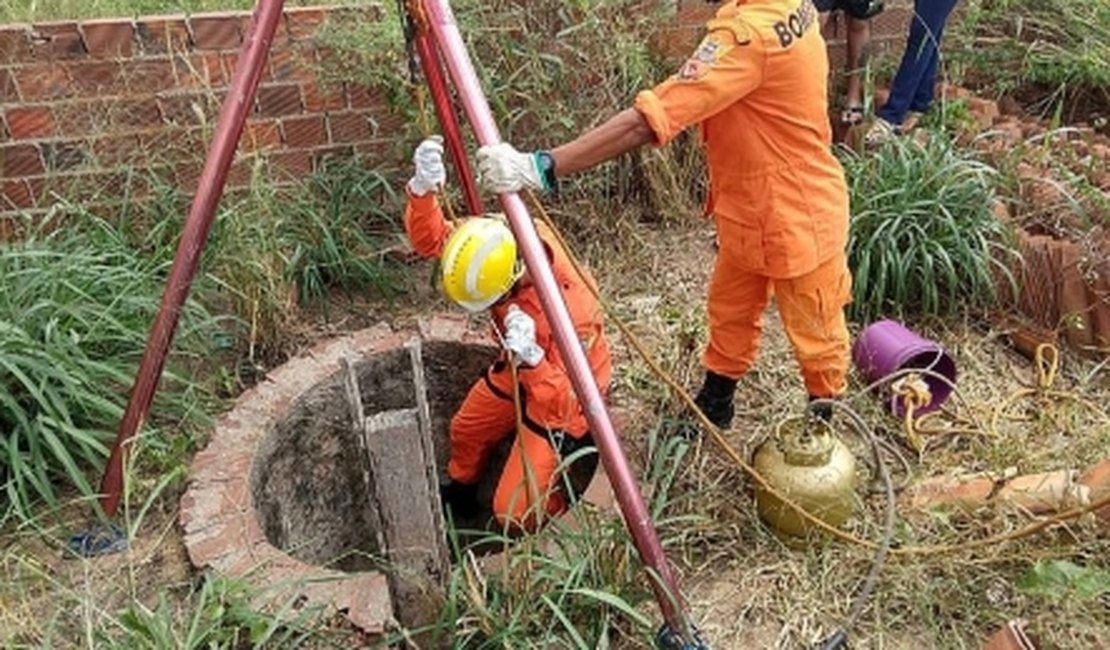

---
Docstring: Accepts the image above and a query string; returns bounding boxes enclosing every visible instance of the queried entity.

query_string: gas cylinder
[752,415,856,546]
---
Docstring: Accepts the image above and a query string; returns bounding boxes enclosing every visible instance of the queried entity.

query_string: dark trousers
[878,0,961,125]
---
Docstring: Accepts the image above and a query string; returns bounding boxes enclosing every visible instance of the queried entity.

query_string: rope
[520,189,1110,557]
[891,373,931,452]
[990,342,1108,436]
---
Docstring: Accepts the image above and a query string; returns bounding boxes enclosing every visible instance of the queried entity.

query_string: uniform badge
[677,36,731,81]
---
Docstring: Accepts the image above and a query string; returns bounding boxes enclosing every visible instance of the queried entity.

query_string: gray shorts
[813,0,883,20]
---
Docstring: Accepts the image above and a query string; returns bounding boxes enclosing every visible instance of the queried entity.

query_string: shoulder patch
[676,33,735,81]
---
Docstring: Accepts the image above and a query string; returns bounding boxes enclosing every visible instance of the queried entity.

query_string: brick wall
[1,1,920,224]
[0,5,402,222]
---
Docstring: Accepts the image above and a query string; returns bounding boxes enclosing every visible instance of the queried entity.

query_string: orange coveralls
[404,191,612,530]
[633,0,852,398]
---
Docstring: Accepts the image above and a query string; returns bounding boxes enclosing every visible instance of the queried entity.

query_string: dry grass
[568,214,1110,649]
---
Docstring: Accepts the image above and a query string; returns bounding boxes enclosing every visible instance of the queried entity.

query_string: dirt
[2,210,1108,648]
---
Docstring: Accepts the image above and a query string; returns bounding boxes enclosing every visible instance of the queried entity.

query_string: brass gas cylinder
[752,415,856,547]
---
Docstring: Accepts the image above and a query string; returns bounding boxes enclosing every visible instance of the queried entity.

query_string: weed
[0,213,219,525]
[408,429,710,648]
[839,132,1019,322]
[949,0,1110,119]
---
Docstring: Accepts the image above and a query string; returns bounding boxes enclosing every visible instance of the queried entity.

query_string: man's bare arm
[550,108,656,177]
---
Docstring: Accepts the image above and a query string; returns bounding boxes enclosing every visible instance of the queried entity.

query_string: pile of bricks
[0,5,404,223]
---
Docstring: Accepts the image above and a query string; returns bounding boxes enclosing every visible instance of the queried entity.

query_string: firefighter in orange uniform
[476,0,852,432]
[404,136,612,532]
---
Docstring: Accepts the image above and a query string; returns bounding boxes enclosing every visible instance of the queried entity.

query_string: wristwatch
[534,150,559,195]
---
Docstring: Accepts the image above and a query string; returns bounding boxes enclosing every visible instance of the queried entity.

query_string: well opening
[250,340,499,573]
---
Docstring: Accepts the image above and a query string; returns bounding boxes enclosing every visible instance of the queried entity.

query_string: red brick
[46,170,131,201]
[171,53,227,88]
[87,133,141,166]
[123,57,181,94]
[1,143,44,176]
[270,149,313,178]
[5,106,55,139]
[280,114,326,148]
[225,160,254,188]
[135,16,191,54]
[40,140,90,172]
[2,179,34,210]
[256,83,302,117]
[142,126,209,163]
[347,85,383,110]
[267,46,316,83]
[243,119,280,149]
[328,111,371,144]
[221,52,240,78]
[52,97,161,137]
[158,91,215,126]
[14,63,71,101]
[64,60,124,96]
[29,22,87,59]
[173,163,204,193]
[311,144,354,170]
[301,82,345,112]
[284,8,327,41]
[328,5,383,25]
[1,68,19,103]
[80,19,136,58]
[189,14,242,51]
[0,26,31,65]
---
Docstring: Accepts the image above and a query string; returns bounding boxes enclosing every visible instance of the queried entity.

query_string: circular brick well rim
[179,315,497,634]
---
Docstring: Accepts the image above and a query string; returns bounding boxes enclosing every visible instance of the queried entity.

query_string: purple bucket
[851,320,957,416]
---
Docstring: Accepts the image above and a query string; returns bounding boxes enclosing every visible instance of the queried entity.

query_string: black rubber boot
[690,370,738,433]
[808,395,834,423]
[439,479,480,520]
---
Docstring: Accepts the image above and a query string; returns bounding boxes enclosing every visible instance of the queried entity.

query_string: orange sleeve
[402,188,452,259]
[518,288,606,435]
[634,21,766,146]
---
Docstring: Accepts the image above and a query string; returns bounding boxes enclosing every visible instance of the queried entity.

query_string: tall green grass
[0,215,219,524]
[839,133,1019,323]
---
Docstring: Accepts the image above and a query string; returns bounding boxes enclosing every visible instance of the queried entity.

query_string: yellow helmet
[440,216,523,312]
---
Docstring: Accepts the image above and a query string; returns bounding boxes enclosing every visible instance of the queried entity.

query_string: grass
[1,1,1107,648]
[0,0,358,23]
[948,0,1110,118]
[838,131,1019,323]
[0,213,220,525]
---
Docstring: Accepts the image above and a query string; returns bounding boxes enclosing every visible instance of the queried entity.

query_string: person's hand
[408,135,446,197]
[502,304,545,367]
[476,143,544,194]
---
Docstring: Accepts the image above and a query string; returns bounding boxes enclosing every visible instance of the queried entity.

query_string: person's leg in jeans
[870,0,959,141]
[907,2,957,114]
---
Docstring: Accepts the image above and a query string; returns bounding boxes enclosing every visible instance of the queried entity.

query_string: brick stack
[0,6,403,224]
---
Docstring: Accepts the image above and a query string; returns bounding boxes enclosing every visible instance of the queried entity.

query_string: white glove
[502,304,545,367]
[476,143,545,194]
[408,135,446,197]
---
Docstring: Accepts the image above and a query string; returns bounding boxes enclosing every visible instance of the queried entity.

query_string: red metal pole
[422,0,695,641]
[412,26,483,215]
[98,0,286,518]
